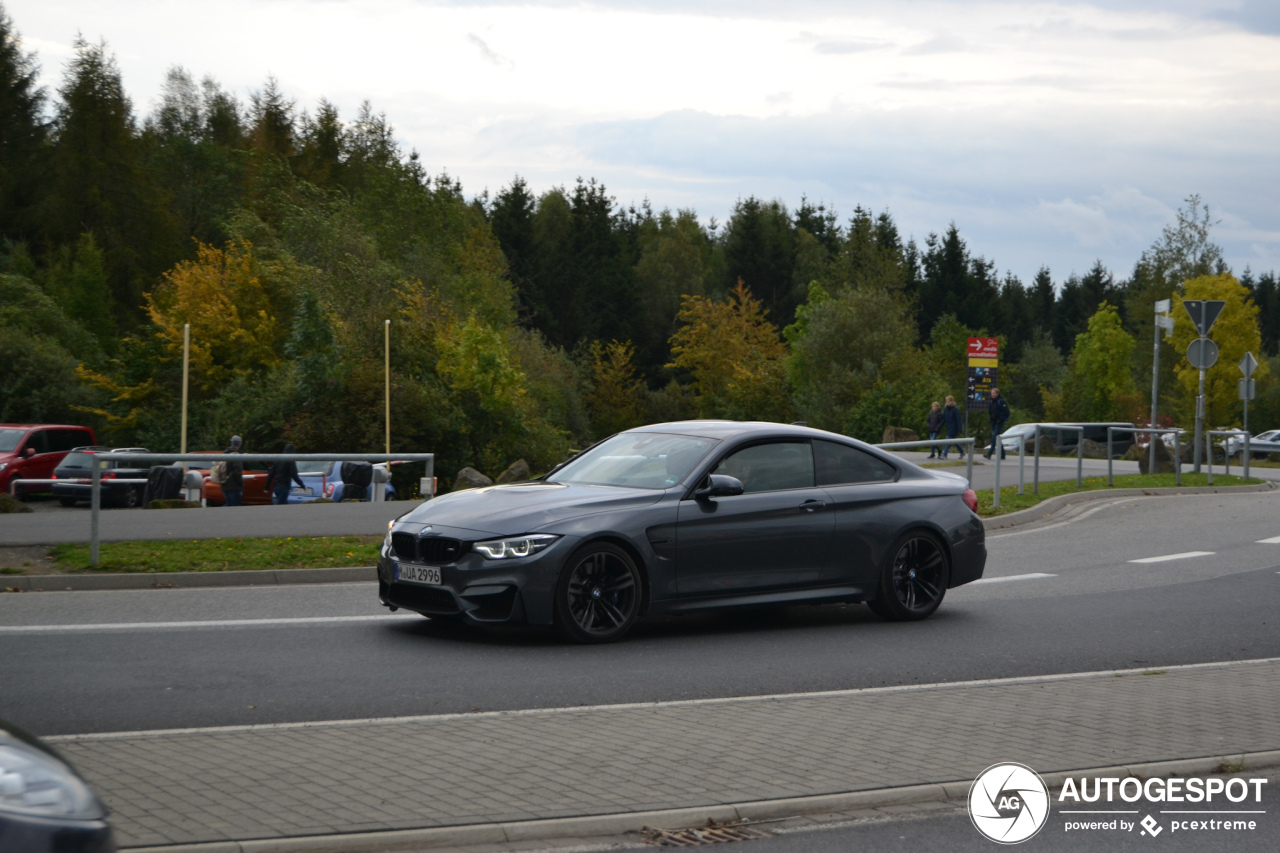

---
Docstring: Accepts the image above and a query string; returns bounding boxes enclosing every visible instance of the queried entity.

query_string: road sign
[966,366,998,411]
[967,337,998,366]
[1157,315,1175,336]
[1154,299,1171,314]
[1240,351,1258,378]
[1182,300,1226,337]
[1186,338,1218,369]
[1240,378,1256,400]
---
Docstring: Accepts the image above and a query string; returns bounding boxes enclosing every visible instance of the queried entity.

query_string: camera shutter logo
[969,763,1050,844]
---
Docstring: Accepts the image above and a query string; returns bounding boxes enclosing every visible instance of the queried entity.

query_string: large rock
[1027,434,1059,456]
[882,426,920,444]
[1122,444,1145,462]
[495,459,532,484]
[452,467,493,492]
[1138,438,1177,474]
[1079,438,1111,459]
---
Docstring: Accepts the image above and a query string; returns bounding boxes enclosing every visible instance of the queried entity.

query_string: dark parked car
[378,421,986,643]
[0,424,97,499]
[52,448,150,508]
[0,718,115,852]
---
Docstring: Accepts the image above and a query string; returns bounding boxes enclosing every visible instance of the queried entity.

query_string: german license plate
[291,487,313,496]
[394,562,441,585]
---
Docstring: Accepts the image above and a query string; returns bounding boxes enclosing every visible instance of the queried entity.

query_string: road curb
[119,749,1280,852]
[3,566,376,592]
[981,480,1276,531]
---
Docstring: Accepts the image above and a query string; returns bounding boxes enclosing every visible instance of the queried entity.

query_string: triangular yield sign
[1182,300,1226,336]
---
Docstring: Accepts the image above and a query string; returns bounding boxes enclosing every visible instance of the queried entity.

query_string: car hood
[398,482,665,537]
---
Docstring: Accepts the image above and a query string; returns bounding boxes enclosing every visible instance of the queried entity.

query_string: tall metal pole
[1150,310,1161,474]
[1244,392,1251,481]
[1193,363,1205,474]
[180,323,190,455]
[384,319,391,455]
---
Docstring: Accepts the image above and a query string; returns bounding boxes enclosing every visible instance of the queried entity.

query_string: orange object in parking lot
[186,451,272,506]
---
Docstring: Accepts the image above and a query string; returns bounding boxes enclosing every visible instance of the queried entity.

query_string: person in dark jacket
[941,395,964,459]
[926,401,944,458]
[222,435,245,507]
[265,443,305,505]
[985,388,1012,460]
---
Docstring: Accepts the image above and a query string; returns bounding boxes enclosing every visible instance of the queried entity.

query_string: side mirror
[695,474,744,500]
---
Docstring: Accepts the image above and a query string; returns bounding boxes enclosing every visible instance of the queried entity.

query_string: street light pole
[384,319,391,455]
[181,323,190,455]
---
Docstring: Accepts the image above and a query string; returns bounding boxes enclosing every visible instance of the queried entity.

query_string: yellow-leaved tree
[587,340,647,437]
[1170,274,1267,428]
[667,279,791,422]
[145,242,280,391]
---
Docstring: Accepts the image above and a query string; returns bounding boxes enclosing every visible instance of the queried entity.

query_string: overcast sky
[9,0,1280,284]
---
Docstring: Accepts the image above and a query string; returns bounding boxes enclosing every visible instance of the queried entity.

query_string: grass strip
[975,472,1263,517]
[48,535,383,574]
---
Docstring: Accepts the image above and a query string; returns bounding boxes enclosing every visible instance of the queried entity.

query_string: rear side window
[50,429,90,452]
[814,440,896,486]
[714,441,814,493]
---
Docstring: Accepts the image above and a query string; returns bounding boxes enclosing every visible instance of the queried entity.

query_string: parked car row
[984,422,1137,458]
[0,424,97,498]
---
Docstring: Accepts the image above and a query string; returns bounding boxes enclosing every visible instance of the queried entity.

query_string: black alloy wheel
[555,542,642,643]
[120,487,142,509]
[868,531,949,621]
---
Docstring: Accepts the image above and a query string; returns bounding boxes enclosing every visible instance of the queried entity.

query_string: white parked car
[1223,430,1280,459]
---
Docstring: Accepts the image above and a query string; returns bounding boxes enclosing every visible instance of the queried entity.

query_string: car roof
[0,424,94,430]
[626,420,865,444]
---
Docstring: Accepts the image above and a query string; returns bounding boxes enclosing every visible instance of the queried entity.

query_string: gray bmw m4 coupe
[378,421,986,643]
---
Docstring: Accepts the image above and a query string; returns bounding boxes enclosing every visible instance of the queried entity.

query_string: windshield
[296,461,331,474]
[547,432,717,490]
[0,429,23,453]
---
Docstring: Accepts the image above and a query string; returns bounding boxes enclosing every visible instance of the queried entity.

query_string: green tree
[586,340,646,437]
[721,197,798,323]
[1057,304,1139,422]
[0,4,48,243]
[1169,274,1266,428]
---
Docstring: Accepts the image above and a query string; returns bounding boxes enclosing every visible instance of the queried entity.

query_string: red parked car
[0,424,97,499]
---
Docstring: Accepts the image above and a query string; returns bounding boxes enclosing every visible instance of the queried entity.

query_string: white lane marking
[46,657,1280,742]
[1258,536,1280,544]
[1127,551,1215,564]
[970,573,1056,585]
[0,614,414,634]
[987,497,1151,540]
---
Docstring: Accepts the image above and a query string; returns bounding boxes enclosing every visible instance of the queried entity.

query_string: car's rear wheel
[869,531,949,621]
[119,487,142,509]
[554,542,641,643]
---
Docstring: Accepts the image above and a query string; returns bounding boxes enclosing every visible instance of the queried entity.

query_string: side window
[22,430,49,455]
[713,441,814,494]
[814,440,896,486]
[51,429,88,452]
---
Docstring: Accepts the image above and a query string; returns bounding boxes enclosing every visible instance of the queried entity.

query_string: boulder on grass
[881,426,920,444]
[452,467,493,492]
[1079,438,1111,459]
[495,459,532,484]
[1123,444,1145,462]
[1138,438,1176,474]
[1027,434,1059,456]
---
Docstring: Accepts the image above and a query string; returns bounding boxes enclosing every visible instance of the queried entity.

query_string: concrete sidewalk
[51,657,1280,851]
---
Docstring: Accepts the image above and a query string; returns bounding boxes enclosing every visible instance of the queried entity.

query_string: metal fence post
[1245,432,1251,481]
[1017,437,1025,495]
[1032,425,1041,494]
[1173,433,1182,486]
[90,456,102,566]
[1107,428,1114,487]
[1224,435,1231,477]
[993,445,1002,508]
[1076,431,1083,488]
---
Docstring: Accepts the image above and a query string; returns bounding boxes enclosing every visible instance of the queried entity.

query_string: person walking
[942,395,964,459]
[926,401,944,459]
[985,387,1011,460]
[265,443,305,505]
[221,435,245,507]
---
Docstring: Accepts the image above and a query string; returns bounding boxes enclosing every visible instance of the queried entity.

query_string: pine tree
[0,4,49,243]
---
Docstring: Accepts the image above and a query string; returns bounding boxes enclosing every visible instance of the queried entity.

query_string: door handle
[799,499,826,512]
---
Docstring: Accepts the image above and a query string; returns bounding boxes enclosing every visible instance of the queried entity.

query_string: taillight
[101,471,116,480]
[962,489,978,513]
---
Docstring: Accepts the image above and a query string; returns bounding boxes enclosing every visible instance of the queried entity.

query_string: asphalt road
[2,489,1279,737]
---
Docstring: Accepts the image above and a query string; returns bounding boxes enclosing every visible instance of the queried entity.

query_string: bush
[0,493,32,514]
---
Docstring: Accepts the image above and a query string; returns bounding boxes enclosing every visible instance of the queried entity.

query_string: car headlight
[473,534,559,560]
[383,521,394,552]
[0,462,7,472]
[0,740,103,820]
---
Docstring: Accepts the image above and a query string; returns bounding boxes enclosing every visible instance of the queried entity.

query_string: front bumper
[377,526,571,626]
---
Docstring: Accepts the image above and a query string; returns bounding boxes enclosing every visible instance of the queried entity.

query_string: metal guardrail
[875,438,976,487]
[1032,425,1084,495]
[1107,428,1181,487]
[1206,429,1250,484]
[85,453,436,565]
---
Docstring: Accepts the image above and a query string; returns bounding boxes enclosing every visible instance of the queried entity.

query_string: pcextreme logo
[969,763,1051,844]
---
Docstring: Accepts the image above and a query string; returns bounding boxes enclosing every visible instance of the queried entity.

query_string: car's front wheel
[554,542,642,643]
[868,531,949,621]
